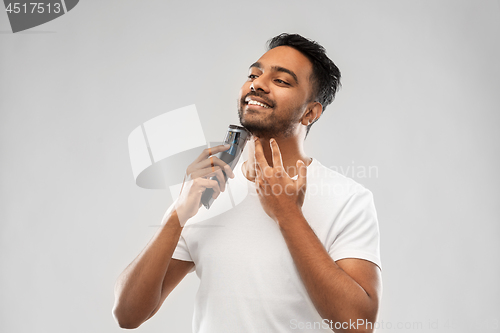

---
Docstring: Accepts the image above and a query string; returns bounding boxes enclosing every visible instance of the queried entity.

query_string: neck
[242,135,312,182]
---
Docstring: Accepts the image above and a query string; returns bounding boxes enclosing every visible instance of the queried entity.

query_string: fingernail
[226,166,234,178]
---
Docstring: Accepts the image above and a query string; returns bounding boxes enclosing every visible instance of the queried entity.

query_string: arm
[112,210,191,329]
[112,144,234,329]
[254,138,381,333]
[278,209,381,333]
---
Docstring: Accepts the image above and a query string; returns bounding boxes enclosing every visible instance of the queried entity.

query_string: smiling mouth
[247,100,271,108]
[244,96,273,109]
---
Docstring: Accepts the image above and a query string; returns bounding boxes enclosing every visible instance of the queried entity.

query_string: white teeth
[248,100,271,108]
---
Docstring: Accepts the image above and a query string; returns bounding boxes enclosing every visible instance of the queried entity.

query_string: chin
[240,122,271,138]
[238,107,273,137]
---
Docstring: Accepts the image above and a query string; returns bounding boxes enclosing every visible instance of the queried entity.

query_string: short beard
[237,100,300,139]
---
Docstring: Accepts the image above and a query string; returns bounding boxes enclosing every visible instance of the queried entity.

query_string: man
[113,33,382,333]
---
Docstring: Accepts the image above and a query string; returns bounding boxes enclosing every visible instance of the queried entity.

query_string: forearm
[278,210,377,331]
[113,210,183,327]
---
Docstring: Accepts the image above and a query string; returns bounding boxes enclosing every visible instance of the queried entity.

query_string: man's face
[238,46,315,138]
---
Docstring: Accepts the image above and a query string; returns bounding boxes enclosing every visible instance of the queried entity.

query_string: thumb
[296,160,307,189]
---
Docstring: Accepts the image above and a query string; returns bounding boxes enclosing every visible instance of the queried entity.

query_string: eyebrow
[249,62,299,84]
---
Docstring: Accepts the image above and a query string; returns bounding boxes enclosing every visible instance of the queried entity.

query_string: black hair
[267,33,341,136]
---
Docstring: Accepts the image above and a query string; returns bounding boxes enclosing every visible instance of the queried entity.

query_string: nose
[250,75,269,93]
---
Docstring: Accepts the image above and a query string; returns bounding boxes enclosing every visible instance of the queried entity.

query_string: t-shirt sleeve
[162,201,195,268]
[328,188,382,270]
[172,233,193,262]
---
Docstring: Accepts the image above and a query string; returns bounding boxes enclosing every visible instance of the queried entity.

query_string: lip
[245,95,273,108]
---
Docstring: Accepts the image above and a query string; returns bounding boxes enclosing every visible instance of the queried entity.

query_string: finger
[195,144,231,163]
[212,168,226,192]
[255,172,263,189]
[187,145,231,177]
[255,162,261,179]
[194,167,228,191]
[296,160,308,189]
[191,165,220,179]
[254,155,263,180]
[212,156,235,179]
[211,182,221,199]
[254,137,270,173]
[198,155,235,179]
[254,161,265,186]
[194,178,221,199]
[270,138,284,172]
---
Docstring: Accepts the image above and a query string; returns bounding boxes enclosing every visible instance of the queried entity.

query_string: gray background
[1,1,499,332]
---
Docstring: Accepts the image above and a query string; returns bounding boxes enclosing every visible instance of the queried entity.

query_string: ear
[301,102,323,126]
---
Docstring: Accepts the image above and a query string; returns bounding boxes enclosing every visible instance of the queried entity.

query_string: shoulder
[306,158,373,202]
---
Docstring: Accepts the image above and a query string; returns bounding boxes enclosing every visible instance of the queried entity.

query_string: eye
[275,79,290,86]
[248,74,258,80]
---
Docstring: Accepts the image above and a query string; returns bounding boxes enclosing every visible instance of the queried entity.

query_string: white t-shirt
[171,158,381,332]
